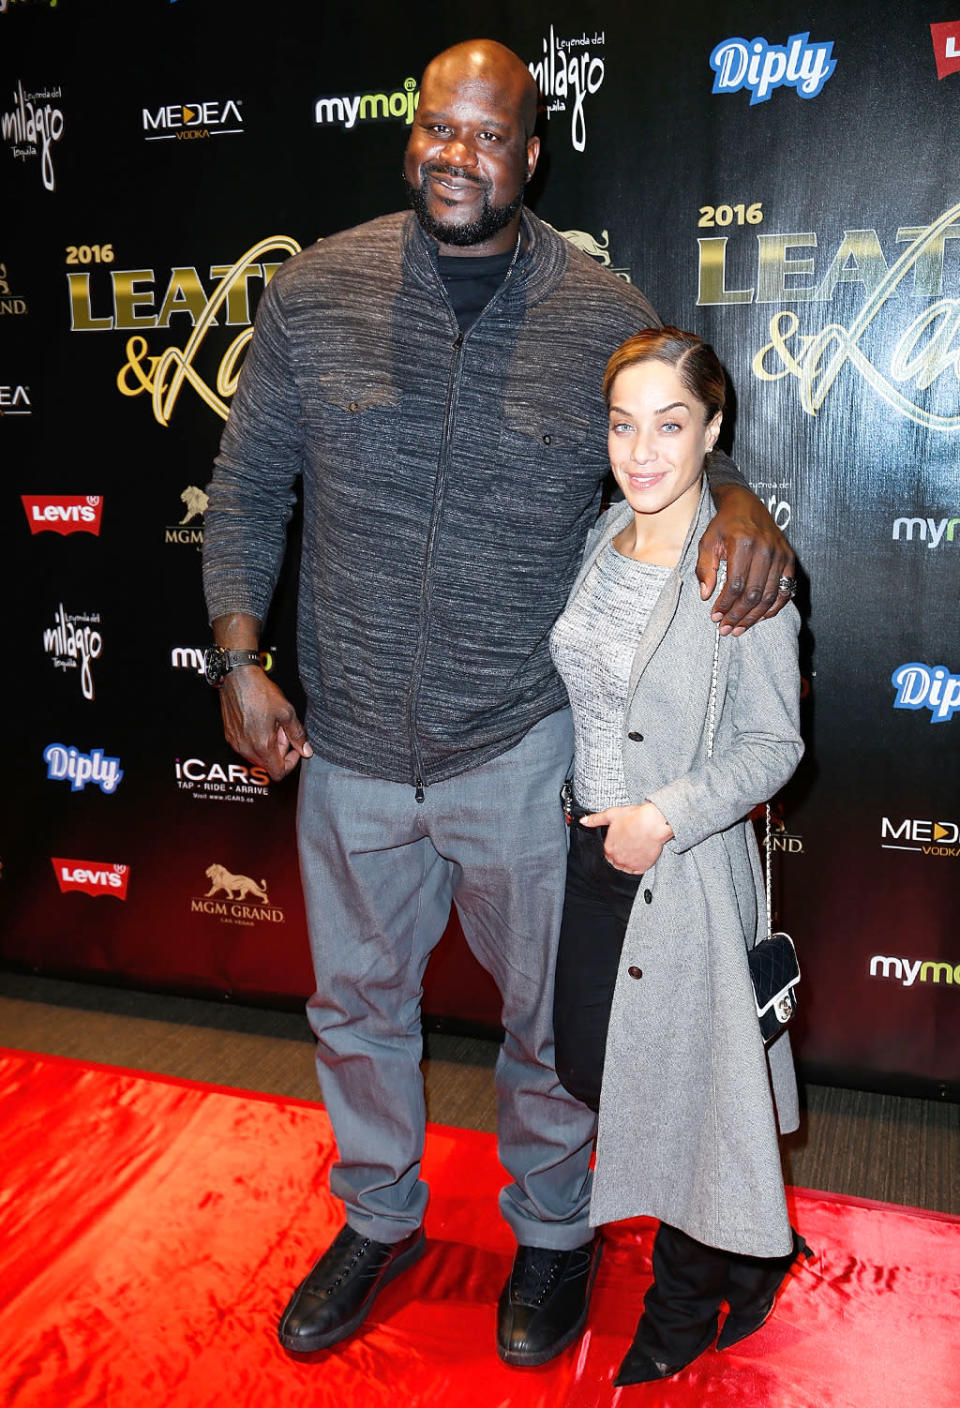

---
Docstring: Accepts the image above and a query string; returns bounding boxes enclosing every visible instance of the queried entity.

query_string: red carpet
[1,1049,958,1407]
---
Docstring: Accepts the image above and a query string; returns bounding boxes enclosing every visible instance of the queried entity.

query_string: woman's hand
[580,802,674,875]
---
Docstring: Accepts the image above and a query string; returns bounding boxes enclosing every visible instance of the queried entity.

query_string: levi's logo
[931,21,960,79]
[51,858,130,899]
[22,495,103,535]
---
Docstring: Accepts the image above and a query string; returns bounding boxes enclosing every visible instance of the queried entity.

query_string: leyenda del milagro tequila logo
[528,26,605,153]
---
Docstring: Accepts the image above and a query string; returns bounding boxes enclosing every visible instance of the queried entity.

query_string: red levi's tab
[51,859,130,899]
[21,495,104,536]
[931,21,960,80]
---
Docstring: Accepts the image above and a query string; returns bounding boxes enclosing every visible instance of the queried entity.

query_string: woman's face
[607,360,721,520]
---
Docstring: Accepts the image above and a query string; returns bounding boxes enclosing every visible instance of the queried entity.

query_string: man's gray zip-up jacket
[203,208,745,788]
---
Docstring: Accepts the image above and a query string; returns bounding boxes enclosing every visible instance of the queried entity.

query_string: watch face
[203,646,228,687]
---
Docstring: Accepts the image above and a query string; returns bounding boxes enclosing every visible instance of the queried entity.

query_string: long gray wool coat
[570,481,804,1258]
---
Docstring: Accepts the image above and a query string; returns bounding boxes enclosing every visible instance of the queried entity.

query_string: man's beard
[405,164,525,247]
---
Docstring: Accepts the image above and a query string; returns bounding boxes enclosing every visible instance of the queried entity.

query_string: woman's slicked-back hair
[602,326,726,424]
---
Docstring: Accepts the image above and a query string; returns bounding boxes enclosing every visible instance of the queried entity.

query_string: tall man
[202,39,795,1367]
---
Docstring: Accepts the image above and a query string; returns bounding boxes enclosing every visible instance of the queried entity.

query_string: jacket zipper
[405,247,523,801]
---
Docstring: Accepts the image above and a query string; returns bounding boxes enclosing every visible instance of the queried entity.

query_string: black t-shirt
[437,249,516,332]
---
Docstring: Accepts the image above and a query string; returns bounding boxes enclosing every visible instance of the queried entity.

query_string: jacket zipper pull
[452,333,463,350]
[414,777,425,804]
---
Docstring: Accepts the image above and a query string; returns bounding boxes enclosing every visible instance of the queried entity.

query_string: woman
[549,328,809,1386]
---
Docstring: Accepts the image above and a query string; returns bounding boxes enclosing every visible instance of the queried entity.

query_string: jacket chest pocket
[495,402,604,537]
[497,402,592,466]
[308,376,404,502]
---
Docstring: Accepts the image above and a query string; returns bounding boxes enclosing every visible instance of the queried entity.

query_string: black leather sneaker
[497,1236,601,1367]
[278,1224,425,1353]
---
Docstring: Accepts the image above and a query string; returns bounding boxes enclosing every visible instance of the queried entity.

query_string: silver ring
[777,576,797,597]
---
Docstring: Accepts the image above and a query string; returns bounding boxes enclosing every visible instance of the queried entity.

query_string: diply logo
[869,955,960,987]
[931,21,960,80]
[22,495,102,535]
[175,755,270,803]
[191,862,285,927]
[881,816,959,858]
[528,26,605,153]
[43,604,102,700]
[1,384,31,415]
[43,742,123,793]
[52,858,130,900]
[142,99,243,141]
[710,32,836,105]
[892,514,959,548]
[891,662,960,723]
[1,80,64,190]
[0,261,27,315]
[314,77,419,130]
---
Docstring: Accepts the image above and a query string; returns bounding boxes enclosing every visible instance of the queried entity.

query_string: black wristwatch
[203,646,263,688]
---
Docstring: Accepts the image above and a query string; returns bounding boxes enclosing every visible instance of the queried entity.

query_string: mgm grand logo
[191,863,285,926]
[543,221,631,282]
[165,485,207,548]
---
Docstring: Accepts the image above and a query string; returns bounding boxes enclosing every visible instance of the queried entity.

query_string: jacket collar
[400,207,569,306]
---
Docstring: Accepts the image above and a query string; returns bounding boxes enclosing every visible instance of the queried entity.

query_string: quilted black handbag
[749,928,800,1042]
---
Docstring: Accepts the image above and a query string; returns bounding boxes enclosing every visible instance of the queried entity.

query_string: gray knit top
[551,548,670,809]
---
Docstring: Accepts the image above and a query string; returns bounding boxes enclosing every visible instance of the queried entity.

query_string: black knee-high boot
[717,1228,813,1350]
[614,1223,728,1386]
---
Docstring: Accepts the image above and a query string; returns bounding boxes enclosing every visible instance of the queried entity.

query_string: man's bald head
[422,40,539,138]
[404,38,541,255]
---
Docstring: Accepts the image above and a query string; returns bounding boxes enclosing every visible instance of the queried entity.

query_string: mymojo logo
[191,863,284,927]
[870,956,960,988]
[171,646,274,675]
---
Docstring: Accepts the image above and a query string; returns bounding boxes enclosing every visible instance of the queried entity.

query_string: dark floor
[1,969,958,1216]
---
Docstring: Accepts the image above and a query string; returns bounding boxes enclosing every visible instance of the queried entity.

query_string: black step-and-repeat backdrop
[3,1,958,1096]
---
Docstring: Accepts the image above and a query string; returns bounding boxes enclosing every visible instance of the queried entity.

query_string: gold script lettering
[151,235,301,425]
[754,202,960,431]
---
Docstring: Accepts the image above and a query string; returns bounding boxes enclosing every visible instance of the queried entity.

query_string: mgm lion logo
[542,222,632,282]
[205,864,269,902]
[179,485,209,525]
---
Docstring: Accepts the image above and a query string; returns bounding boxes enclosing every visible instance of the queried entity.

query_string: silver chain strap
[705,622,773,939]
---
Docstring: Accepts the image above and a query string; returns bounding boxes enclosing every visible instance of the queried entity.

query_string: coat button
[643,889,653,904]
[347,401,359,412]
[628,965,643,979]
[627,730,644,742]
[542,433,552,445]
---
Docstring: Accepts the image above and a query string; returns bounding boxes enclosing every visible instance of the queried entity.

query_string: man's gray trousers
[297,708,596,1250]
